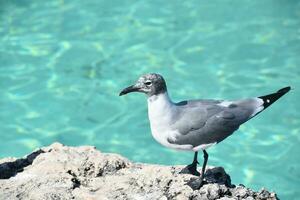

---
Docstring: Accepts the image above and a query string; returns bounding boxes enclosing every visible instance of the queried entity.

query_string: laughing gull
[119,73,290,187]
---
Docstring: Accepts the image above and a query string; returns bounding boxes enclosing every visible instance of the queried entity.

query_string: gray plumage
[167,98,260,147]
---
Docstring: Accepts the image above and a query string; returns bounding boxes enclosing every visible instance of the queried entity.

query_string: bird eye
[145,81,152,86]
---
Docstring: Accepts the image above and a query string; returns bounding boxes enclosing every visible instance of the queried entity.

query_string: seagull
[119,73,290,187]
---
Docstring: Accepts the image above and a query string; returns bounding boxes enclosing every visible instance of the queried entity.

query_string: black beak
[119,85,140,96]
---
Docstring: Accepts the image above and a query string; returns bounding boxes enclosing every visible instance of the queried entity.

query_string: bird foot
[179,163,200,176]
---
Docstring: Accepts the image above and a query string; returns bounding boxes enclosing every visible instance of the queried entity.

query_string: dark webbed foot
[179,152,200,176]
[179,162,200,176]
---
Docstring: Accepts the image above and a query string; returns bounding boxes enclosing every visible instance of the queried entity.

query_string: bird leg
[179,152,200,176]
[185,150,209,190]
[197,150,208,188]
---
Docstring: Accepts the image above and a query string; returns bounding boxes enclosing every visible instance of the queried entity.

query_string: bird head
[119,73,167,97]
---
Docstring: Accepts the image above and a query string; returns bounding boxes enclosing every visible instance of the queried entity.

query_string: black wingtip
[277,86,291,94]
[258,86,291,109]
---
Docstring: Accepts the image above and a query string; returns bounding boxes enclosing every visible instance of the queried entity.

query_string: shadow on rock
[186,167,234,190]
[0,149,44,179]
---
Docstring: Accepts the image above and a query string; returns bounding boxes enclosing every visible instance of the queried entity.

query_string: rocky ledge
[0,143,277,200]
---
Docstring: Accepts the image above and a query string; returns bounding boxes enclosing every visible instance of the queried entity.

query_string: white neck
[147,92,177,148]
[147,92,174,123]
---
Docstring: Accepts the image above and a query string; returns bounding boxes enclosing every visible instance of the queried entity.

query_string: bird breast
[147,93,175,145]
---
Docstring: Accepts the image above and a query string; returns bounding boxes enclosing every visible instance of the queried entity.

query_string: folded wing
[168,98,264,147]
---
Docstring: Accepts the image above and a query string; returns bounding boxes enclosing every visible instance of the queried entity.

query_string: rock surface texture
[0,143,278,200]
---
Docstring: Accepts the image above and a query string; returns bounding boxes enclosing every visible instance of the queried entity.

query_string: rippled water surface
[1,0,299,199]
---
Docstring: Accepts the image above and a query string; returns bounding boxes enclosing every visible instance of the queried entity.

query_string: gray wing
[168,98,262,147]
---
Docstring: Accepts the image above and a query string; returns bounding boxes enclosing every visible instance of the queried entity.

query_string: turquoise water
[0,0,299,199]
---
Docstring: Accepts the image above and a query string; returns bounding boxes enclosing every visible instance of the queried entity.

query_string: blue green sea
[0,0,299,199]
